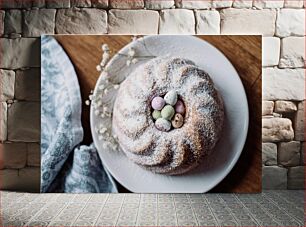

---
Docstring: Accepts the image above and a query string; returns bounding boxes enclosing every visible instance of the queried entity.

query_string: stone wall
[0,0,305,192]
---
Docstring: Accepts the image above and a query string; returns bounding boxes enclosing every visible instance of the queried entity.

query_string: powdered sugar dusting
[112,56,224,175]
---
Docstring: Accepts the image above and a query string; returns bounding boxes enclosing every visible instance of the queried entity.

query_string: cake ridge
[112,56,224,175]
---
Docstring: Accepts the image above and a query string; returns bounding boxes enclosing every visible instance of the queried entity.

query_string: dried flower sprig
[87,36,157,151]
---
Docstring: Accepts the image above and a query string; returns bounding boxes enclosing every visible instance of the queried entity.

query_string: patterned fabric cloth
[41,35,117,193]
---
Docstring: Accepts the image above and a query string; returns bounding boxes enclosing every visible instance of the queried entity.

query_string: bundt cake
[112,56,224,175]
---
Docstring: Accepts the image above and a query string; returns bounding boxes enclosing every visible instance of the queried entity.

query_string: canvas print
[40,35,261,193]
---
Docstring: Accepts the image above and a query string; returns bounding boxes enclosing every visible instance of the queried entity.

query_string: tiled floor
[1,190,304,226]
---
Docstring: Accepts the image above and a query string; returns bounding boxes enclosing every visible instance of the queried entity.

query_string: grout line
[233,194,261,226]
[201,194,220,226]
[70,194,93,226]
[23,194,61,226]
[134,194,141,226]
[172,194,179,227]
[187,193,199,226]
[217,194,248,226]
[92,193,110,226]
[114,193,125,226]
[261,192,304,225]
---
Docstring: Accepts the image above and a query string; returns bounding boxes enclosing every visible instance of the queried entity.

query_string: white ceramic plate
[90,35,249,193]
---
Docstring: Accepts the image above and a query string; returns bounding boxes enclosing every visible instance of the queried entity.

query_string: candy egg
[155,118,171,132]
[152,110,161,120]
[164,90,178,106]
[175,100,185,115]
[151,96,165,110]
[161,105,175,120]
[172,113,184,128]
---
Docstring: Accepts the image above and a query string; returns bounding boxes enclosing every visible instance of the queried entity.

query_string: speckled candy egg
[164,90,178,106]
[151,96,165,110]
[161,105,175,120]
[155,118,171,132]
[172,113,184,128]
[174,100,185,115]
[152,110,161,120]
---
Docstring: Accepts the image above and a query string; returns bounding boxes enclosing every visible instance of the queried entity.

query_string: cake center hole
[150,90,185,132]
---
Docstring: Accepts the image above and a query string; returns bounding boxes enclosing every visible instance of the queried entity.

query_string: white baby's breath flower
[102,44,109,52]
[114,84,120,90]
[88,95,93,100]
[128,48,135,57]
[126,59,131,66]
[98,135,103,140]
[85,100,90,106]
[96,100,102,107]
[98,84,105,90]
[96,65,102,71]
[94,110,100,116]
[104,89,109,94]
[132,58,138,64]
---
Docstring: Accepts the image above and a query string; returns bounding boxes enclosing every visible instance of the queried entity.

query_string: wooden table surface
[55,35,262,193]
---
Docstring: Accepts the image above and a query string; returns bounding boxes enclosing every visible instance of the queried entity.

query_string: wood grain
[54,35,262,193]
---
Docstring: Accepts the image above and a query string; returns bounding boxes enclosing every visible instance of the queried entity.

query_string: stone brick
[220,9,276,36]
[263,166,287,189]
[15,68,40,101]
[175,0,212,9]
[0,0,31,9]
[0,10,4,36]
[262,118,294,142]
[23,9,56,37]
[27,143,40,167]
[212,0,232,8]
[294,101,305,141]
[4,10,22,35]
[91,0,108,8]
[262,143,277,166]
[262,101,274,115]
[8,102,40,142]
[0,69,15,102]
[274,101,297,113]
[0,102,7,142]
[301,142,305,165]
[253,0,284,8]
[71,0,92,7]
[263,68,305,101]
[0,143,27,169]
[276,9,305,37]
[288,166,304,189]
[56,8,107,34]
[0,169,18,190]
[232,0,253,8]
[110,0,144,8]
[284,0,304,8]
[195,10,220,34]
[46,0,70,8]
[145,0,175,9]
[159,9,195,34]
[279,37,305,68]
[32,0,46,8]
[0,168,40,192]
[0,38,40,69]
[262,37,280,66]
[278,141,301,166]
[108,10,159,34]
